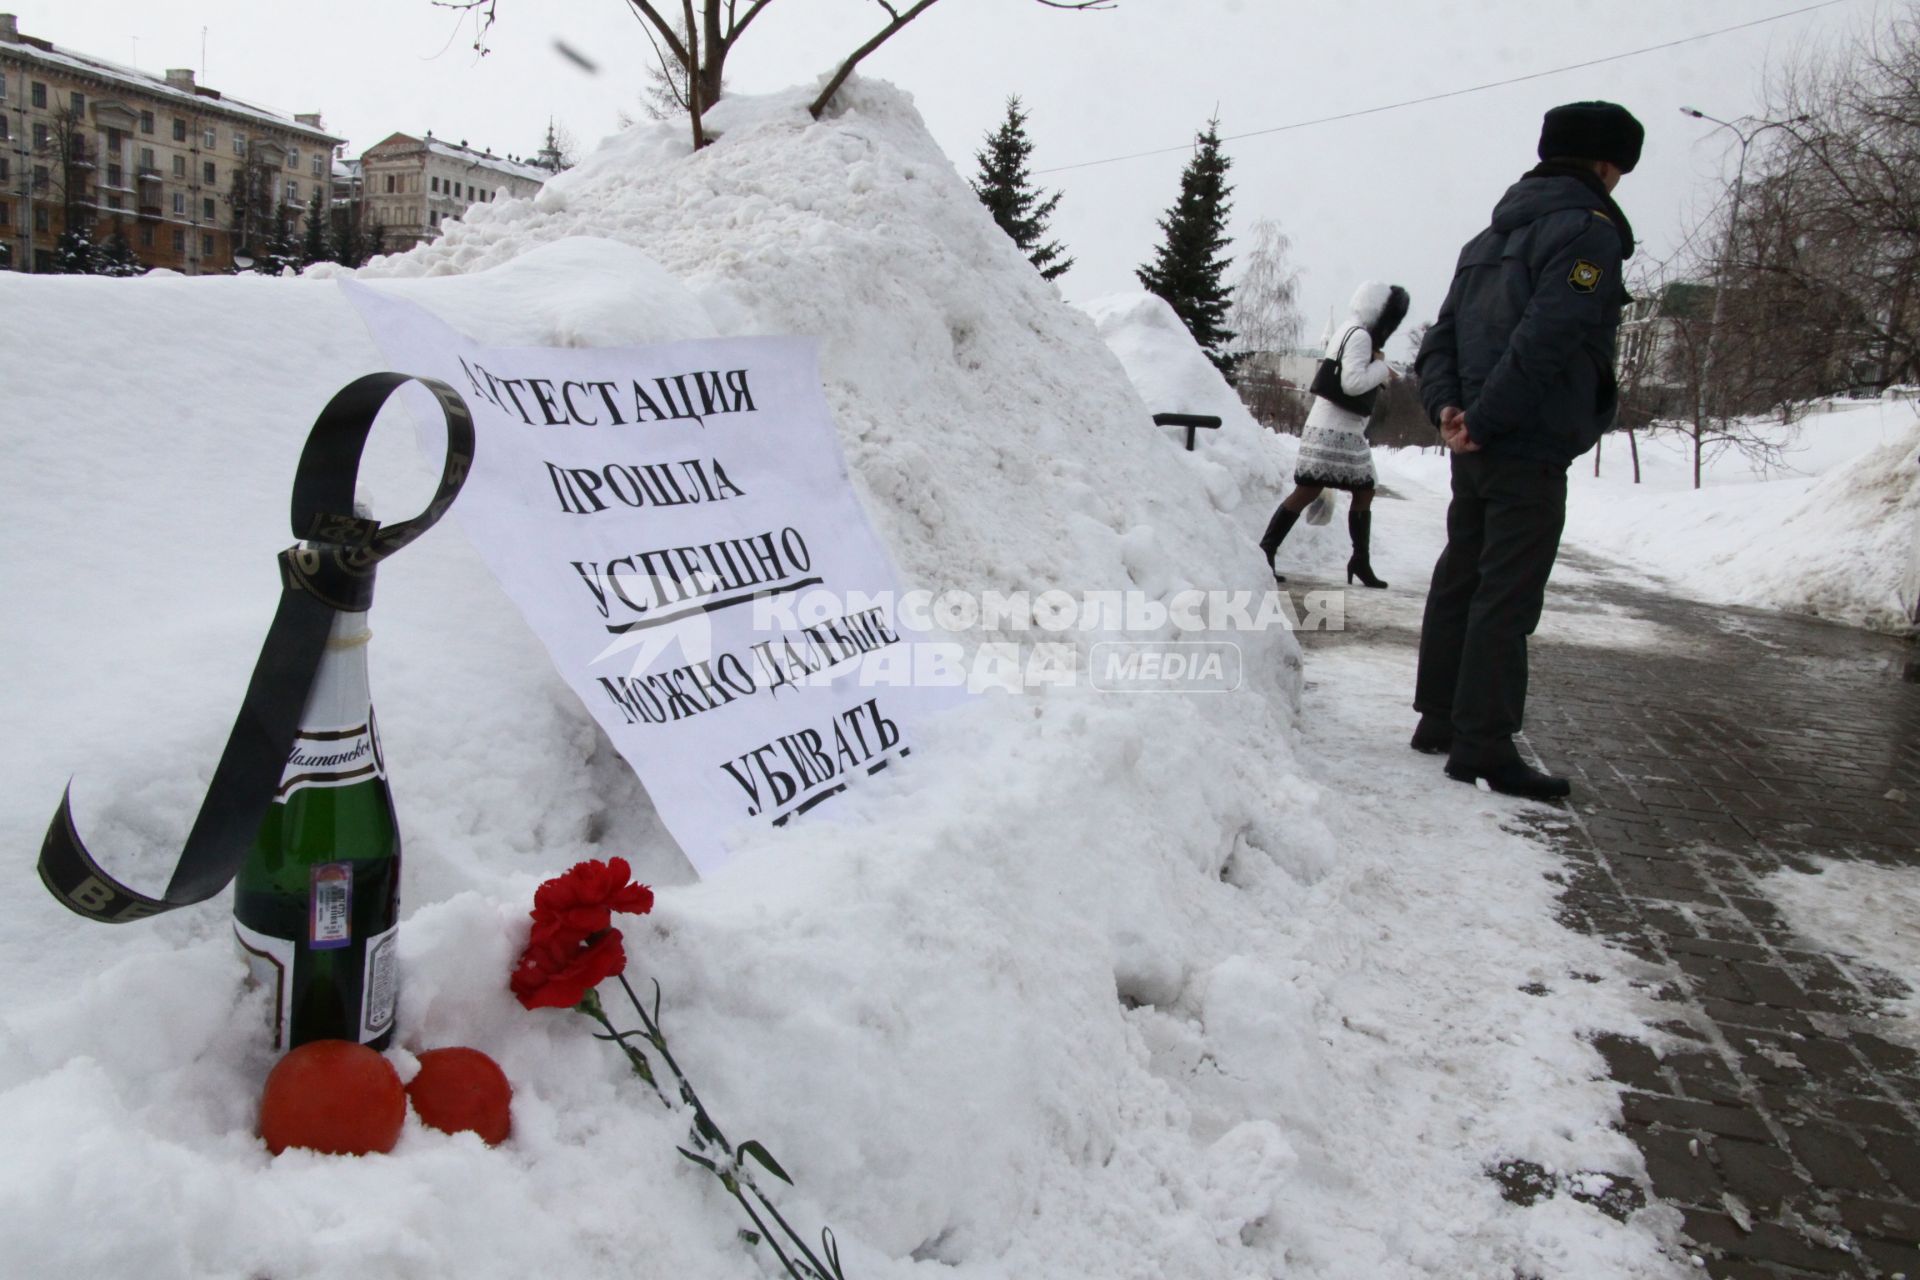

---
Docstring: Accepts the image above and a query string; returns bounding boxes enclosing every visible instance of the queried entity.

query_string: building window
[430,176,439,193]
[31,82,46,109]
[140,223,155,247]
[172,193,186,215]
[203,161,216,185]
[430,211,439,226]
[0,201,9,227]
[287,146,299,168]
[173,228,185,252]
[0,158,7,181]
[33,122,49,150]
[172,155,186,178]
[311,155,323,177]
[0,71,6,98]
[32,164,48,191]
[232,134,245,156]
[385,174,395,193]
[139,146,156,170]
[204,127,217,148]
[0,115,8,140]
[36,207,50,232]
[202,197,214,219]
[107,162,123,187]
[202,233,215,256]
[107,194,123,210]
[140,110,155,135]
[173,117,187,142]
[287,180,298,203]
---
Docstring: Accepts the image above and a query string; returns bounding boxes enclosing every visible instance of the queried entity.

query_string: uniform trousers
[1413,451,1568,769]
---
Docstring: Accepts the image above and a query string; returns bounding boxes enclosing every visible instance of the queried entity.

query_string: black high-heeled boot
[1346,509,1387,589]
[1258,505,1301,581]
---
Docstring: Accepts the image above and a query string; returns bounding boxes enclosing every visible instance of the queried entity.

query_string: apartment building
[1,13,342,274]
[360,132,549,254]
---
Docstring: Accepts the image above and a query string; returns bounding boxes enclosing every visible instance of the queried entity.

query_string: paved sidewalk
[1522,555,1920,1278]
[1295,541,1920,1276]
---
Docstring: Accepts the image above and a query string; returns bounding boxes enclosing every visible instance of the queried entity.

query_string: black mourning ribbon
[37,373,475,923]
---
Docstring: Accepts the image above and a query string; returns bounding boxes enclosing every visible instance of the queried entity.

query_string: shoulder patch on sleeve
[1569,259,1604,293]
[1591,209,1614,225]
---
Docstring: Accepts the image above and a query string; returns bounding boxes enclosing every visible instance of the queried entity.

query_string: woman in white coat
[1259,281,1410,586]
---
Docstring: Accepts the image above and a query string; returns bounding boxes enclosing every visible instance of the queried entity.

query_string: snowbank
[0,83,1677,1279]
[1383,399,1920,632]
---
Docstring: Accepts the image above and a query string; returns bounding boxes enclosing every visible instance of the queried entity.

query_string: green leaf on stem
[738,1140,795,1185]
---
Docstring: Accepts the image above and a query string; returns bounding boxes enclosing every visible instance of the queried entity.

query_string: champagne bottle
[233,603,400,1051]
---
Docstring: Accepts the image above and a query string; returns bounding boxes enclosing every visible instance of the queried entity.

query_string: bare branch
[809,0,940,119]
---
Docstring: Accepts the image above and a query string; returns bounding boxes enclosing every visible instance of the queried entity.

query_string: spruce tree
[96,224,141,277]
[53,225,98,274]
[1137,116,1238,375]
[333,207,366,268]
[971,95,1072,281]
[301,188,332,267]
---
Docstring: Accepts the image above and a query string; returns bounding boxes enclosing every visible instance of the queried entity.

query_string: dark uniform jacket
[1416,163,1635,466]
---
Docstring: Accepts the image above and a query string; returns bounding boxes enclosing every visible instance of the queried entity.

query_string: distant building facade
[0,12,342,274]
[358,133,550,254]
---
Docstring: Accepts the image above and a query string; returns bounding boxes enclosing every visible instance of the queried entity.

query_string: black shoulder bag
[1308,325,1382,417]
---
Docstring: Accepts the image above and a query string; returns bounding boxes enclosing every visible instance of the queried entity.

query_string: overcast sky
[20,0,1877,357]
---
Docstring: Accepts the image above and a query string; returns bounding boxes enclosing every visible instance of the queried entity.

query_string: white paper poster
[344,284,961,875]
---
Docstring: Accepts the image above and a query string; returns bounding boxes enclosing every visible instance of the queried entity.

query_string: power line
[1037,0,1855,175]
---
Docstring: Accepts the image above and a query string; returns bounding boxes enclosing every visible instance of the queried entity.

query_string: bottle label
[309,863,352,949]
[362,923,399,1038]
[276,722,383,801]
[234,920,296,1052]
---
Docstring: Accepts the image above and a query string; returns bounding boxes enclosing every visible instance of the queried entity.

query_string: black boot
[1444,757,1572,800]
[1346,509,1387,589]
[1410,715,1452,755]
[1259,505,1301,581]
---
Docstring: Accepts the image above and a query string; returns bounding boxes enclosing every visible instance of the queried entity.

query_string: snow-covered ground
[1381,398,1920,634]
[0,82,1741,1280]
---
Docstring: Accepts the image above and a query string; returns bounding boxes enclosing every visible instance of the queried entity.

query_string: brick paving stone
[1307,550,1920,1278]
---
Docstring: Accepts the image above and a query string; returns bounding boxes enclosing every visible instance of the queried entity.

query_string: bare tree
[439,0,1114,150]
[1621,255,1795,488]
[1701,7,1920,405]
[44,107,98,268]
[1227,217,1303,357]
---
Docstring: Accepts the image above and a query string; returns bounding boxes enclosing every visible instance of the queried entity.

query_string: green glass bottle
[233,604,400,1051]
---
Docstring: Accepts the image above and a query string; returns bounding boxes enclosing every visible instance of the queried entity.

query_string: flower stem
[599,974,846,1280]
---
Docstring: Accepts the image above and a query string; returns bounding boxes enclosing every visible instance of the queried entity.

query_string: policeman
[1411,101,1643,799]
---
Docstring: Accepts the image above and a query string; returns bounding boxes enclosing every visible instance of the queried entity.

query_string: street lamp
[1679,106,1811,420]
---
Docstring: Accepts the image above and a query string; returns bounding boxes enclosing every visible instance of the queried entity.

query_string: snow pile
[1562,405,1920,631]
[1382,399,1920,632]
[1077,290,1293,514]
[0,83,1679,1279]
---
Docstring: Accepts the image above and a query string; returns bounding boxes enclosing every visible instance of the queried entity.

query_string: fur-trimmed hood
[1348,281,1411,345]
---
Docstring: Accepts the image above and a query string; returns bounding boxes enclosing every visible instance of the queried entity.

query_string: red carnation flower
[529,856,655,947]
[510,929,628,1010]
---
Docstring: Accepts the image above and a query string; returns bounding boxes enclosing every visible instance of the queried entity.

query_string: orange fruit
[259,1039,406,1156]
[405,1046,512,1145]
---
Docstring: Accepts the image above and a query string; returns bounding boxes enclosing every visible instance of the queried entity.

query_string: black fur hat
[1369,285,1411,346]
[1537,101,1644,173]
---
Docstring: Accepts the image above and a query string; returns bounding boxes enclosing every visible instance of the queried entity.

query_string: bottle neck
[303,610,373,734]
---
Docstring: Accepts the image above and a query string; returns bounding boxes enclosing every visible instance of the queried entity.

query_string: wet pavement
[1528,554,1920,1278]
[1306,545,1920,1277]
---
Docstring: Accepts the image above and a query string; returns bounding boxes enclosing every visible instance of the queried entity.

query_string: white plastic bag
[1304,492,1335,526]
